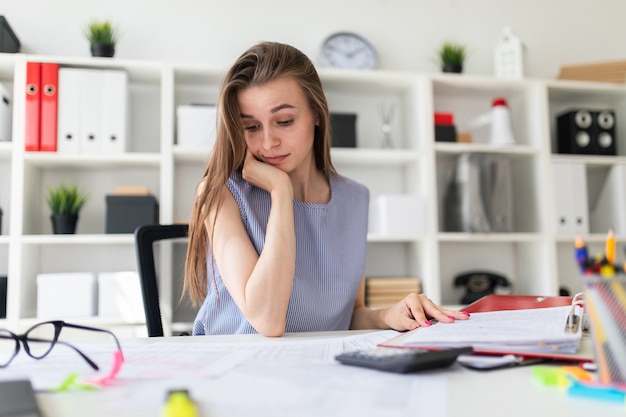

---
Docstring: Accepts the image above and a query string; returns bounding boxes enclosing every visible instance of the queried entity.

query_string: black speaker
[557,109,617,155]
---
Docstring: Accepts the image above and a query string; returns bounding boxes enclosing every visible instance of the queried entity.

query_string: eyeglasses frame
[0,320,123,371]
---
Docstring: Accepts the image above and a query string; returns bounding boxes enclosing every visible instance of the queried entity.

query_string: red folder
[25,62,41,151]
[464,294,574,313]
[40,63,59,152]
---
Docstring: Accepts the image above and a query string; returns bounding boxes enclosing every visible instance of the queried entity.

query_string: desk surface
[18,331,626,417]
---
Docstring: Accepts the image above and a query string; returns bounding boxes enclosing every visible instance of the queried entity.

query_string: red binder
[25,62,41,151]
[464,294,574,313]
[40,63,59,152]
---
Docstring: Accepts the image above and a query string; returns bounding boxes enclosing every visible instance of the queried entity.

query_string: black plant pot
[90,43,115,58]
[442,63,463,73]
[51,214,78,234]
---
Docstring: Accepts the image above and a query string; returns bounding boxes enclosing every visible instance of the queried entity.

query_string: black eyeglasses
[0,320,123,370]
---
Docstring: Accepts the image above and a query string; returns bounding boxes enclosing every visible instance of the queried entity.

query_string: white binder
[590,164,626,234]
[56,68,81,153]
[101,70,128,153]
[551,162,589,235]
[78,68,103,153]
[0,83,11,141]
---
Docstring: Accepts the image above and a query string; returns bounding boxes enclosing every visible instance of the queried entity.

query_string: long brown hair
[183,41,337,306]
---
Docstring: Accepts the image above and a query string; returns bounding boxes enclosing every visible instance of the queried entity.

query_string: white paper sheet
[0,330,454,417]
[385,306,582,353]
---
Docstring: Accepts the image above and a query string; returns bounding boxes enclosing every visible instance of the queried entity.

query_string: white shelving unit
[1,52,625,335]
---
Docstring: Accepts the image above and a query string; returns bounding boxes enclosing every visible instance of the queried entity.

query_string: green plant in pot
[84,20,118,58]
[47,184,89,234]
[437,41,467,73]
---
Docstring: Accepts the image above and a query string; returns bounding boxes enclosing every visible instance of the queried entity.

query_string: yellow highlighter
[161,389,199,417]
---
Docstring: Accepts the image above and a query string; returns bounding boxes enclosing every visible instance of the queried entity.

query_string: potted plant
[47,184,89,234]
[84,20,118,58]
[437,41,467,73]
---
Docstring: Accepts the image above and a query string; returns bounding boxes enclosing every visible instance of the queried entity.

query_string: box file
[98,271,144,322]
[57,67,128,154]
[590,164,626,234]
[79,69,104,153]
[56,67,81,153]
[105,195,159,233]
[329,113,357,147]
[369,194,424,236]
[36,272,97,319]
[176,104,217,148]
[551,162,589,235]
[102,70,128,153]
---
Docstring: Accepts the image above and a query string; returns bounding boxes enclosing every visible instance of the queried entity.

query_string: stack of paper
[381,306,582,354]
[365,277,421,308]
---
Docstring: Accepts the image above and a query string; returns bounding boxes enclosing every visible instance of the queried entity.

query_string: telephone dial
[454,271,511,304]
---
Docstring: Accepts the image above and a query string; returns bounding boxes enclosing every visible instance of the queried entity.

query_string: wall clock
[319,32,378,70]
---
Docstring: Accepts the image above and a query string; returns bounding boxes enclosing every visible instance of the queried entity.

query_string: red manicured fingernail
[461,311,470,317]
[447,315,455,320]
[423,321,432,326]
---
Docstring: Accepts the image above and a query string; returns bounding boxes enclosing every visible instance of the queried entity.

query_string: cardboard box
[176,104,217,148]
[106,195,159,234]
[98,271,145,322]
[370,194,424,236]
[36,272,97,319]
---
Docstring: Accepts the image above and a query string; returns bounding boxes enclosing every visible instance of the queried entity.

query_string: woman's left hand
[383,293,470,331]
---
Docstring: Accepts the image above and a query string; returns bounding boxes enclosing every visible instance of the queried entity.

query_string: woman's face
[237,76,318,174]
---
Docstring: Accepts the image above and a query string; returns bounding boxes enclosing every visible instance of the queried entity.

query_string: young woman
[184,41,469,336]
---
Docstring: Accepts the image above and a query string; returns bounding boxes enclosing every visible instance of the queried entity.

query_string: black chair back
[134,223,189,337]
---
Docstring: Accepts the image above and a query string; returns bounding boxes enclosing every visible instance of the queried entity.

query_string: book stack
[24,62,128,153]
[365,277,421,308]
[558,59,626,84]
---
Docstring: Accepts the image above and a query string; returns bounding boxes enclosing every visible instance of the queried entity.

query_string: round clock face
[320,32,378,70]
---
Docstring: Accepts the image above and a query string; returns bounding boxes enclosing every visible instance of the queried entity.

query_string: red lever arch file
[24,62,41,151]
[40,63,59,152]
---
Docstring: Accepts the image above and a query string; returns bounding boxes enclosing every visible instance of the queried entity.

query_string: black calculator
[335,346,473,374]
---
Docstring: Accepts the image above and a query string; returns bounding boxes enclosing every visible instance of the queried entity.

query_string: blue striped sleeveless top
[192,171,369,335]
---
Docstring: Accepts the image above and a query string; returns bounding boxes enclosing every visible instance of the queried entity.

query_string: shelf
[367,233,423,243]
[23,152,162,168]
[331,148,420,165]
[434,142,538,156]
[550,154,626,166]
[3,54,625,330]
[437,232,543,243]
[21,234,135,245]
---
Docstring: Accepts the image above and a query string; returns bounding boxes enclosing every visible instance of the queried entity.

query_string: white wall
[1,0,625,78]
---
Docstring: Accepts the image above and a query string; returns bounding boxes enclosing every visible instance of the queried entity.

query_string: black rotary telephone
[454,271,511,305]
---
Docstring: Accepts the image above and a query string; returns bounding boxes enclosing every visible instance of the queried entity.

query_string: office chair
[134,223,189,337]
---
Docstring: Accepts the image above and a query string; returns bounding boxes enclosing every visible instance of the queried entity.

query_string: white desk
[20,331,626,417]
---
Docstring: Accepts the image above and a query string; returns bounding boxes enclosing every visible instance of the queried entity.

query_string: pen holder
[580,274,626,384]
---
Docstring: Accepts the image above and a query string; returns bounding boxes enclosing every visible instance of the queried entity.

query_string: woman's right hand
[242,150,292,196]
